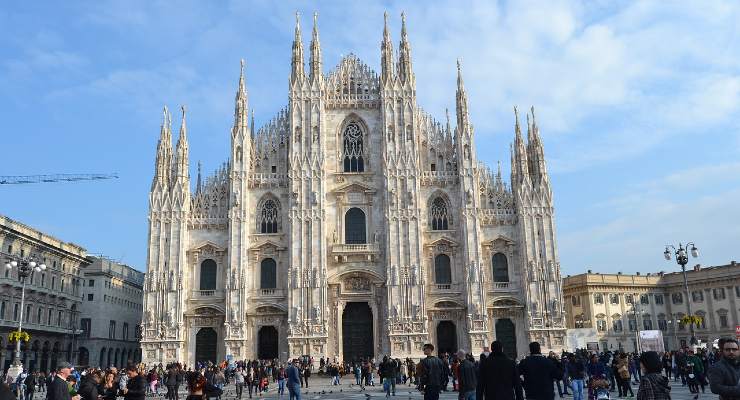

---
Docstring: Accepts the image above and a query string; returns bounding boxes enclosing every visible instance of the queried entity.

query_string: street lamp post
[664,242,699,346]
[4,253,46,380]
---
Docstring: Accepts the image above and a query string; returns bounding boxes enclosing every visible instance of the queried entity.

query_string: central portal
[342,302,373,362]
[195,327,218,365]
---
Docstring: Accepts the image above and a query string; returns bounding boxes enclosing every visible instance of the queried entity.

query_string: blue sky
[1,0,739,275]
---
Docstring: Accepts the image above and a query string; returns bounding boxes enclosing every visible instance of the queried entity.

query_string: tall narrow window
[343,122,364,172]
[258,199,280,233]
[199,259,217,291]
[429,197,449,230]
[344,208,367,244]
[492,253,509,282]
[260,258,277,289]
[434,254,452,285]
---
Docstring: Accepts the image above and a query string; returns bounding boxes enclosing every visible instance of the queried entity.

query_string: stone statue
[388,265,398,286]
[232,189,240,206]
[312,268,319,288]
[313,305,321,320]
[230,309,237,323]
[332,230,338,243]
[373,230,379,244]
[392,304,400,318]
[410,265,419,285]
[146,309,154,323]
[468,262,479,282]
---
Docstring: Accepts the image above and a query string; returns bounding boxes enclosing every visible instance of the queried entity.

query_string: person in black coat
[78,373,101,400]
[518,342,559,400]
[122,366,147,400]
[47,362,80,400]
[477,341,524,400]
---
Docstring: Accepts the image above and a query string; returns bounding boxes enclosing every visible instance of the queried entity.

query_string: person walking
[617,352,635,397]
[277,365,286,396]
[418,343,444,400]
[379,356,395,397]
[166,366,178,400]
[566,354,586,400]
[477,341,523,400]
[636,351,671,400]
[23,371,35,400]
[286,360,302,400]
[234,367,245,399]
[709,338,740,400]
[456,350,477,400]
[548,352,566,398]
[302,364,310,388]
[518,342,558,400]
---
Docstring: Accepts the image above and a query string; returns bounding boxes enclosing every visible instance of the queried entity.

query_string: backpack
[618,365,630,379]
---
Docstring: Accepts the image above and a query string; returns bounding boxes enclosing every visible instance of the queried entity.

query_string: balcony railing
[436,284,451,290]
[191,289,224,298]
[494,282,510,289]
[331,243,380,253]
[261,289,276,296]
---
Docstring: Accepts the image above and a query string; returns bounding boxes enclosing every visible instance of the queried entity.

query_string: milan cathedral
[140,12,566,366]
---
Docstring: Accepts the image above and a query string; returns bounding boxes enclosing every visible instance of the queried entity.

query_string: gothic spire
[527,106,548,185]
[455,59,470,133]
[196,160,202,194]
[250,108,256,139]
[234,59,249,136]
[291,11,305,84]
[174,105,190,186]
[512,106,530,183]
[309,12,322,82]
[381,11,395,83]
[398,12,413,83]
[152,105,173,191]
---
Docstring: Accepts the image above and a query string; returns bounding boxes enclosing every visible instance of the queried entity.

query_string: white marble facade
[140,13,566,366]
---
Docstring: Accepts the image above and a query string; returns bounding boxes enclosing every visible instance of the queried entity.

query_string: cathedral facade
[140,13,566,366]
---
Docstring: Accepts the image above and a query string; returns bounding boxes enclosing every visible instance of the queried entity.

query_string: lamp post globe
[2,253,44,381]
[664,242,700,346]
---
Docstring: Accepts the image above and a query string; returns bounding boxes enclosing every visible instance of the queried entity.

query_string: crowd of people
[2,337,740,400]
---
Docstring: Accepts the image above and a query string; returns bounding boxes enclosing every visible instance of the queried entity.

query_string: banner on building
[638,330,665,353]
[566,328,599,351]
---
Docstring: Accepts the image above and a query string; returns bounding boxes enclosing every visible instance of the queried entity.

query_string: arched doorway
[436,321,457,355]
[78,347,89,367]
[495,318,517,359]
[342,302,373,362]
[41,341,50,372]
[50,342,60,370]
[99,348,106,368]
[257,326,279,360]
[195,327,218,365]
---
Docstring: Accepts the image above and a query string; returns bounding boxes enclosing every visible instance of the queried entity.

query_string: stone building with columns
[0,214,87,372]
[140,12,566,366]
[563,261,740,351]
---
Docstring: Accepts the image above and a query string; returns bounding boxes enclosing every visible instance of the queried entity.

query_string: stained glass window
[343,122,364,172]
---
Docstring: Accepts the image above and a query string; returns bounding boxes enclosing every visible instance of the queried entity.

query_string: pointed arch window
[260,258,277,289]
[492,253,509,282]
[434,254,452,285]
[345,208,367,244]
[258,198,280,233]
[429,197,450,230]
[343,122,364,172]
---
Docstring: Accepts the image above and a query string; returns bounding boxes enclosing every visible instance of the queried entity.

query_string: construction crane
[0,173,119,185]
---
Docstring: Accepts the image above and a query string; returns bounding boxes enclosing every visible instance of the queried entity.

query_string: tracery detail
[257,198,281,233]
[429,197,450,230]
[343,122,364,172]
